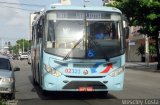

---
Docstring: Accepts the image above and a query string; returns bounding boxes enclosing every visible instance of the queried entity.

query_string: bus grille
[73,64,95,68]
[65,76,105,78]
[63,81,107,89]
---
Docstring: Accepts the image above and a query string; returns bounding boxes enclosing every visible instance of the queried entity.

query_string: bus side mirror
[122,16,129,39]
[124,27,129,39]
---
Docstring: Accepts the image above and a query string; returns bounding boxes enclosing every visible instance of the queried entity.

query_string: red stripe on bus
[100,64,113,73]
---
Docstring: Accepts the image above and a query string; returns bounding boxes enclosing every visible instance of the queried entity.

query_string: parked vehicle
[0,55,20,99]
[19,52,28,60]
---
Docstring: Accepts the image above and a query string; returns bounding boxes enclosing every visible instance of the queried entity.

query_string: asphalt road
[10,60,160,105]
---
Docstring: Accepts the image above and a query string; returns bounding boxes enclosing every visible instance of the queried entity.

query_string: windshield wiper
[63,36,110,61]
[63,37,84,61]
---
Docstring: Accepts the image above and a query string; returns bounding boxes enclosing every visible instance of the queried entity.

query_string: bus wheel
[41,90,48,96]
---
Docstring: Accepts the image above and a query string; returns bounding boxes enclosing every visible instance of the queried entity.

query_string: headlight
[109,66,125,77]
[43,64,61,77]
[1,78,14,83]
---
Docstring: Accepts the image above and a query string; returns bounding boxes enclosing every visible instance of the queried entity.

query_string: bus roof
[46,5,122,13]
[32,5,122,25]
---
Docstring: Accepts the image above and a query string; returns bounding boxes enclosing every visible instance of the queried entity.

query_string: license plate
[78,87,94,92]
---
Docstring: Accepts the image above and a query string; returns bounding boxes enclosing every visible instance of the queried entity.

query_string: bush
[136,44,145,56]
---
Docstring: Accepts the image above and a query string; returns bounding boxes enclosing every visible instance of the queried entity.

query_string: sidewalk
[125,62,160,72]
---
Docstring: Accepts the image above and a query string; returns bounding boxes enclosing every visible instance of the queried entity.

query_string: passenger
[95,29,105,39]
[95,28,110,39]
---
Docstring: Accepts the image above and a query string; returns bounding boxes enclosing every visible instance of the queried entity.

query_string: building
[126,26,145,62]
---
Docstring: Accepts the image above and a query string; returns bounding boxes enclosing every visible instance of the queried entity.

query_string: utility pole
[23,39,24,53]
[145,35,149,66]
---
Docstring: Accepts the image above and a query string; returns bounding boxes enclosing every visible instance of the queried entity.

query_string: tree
[16,39,31,52]
[9,39,31,54]
[108,0,160,70]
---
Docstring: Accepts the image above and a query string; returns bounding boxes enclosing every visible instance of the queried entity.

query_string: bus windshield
[45,11,124,59]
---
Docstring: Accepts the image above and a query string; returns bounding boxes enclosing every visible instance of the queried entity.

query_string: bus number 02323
[65,68,81,74]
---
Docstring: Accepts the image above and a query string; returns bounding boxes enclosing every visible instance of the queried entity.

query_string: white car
[19,53,28,60]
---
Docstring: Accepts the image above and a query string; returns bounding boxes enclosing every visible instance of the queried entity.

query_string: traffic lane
[18,99,122,105]
[13,60,39,99]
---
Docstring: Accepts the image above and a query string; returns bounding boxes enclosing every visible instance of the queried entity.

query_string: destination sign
[56,11,111,19]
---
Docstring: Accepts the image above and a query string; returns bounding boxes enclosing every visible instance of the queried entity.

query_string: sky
[0,0,103,46]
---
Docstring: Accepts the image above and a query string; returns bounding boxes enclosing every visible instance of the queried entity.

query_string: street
[11,60,160,105]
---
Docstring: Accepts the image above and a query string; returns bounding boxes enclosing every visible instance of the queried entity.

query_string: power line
[0,1,45,7]
[0,5,37,11]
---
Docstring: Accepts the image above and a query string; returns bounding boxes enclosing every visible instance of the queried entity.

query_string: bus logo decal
[83,70,88,75]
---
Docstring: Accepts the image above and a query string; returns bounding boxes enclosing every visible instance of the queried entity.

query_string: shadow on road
[28,76,117,100]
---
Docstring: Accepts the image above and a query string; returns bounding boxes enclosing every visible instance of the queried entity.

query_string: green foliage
[0,99,6,105]
[108,0,160,37]
[149,43,157,56]
[136,44,157,56]
[9,39,31,54]
[108,0,160,68]
[147,14,158,20]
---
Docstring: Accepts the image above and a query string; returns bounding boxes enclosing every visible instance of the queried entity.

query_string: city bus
[31,4,129,94]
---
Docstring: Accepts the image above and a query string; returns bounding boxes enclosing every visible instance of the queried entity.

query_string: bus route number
[65,68,80,74]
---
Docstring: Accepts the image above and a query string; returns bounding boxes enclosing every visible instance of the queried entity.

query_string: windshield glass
[45,11,124,58]
[88,20,122,58]
[0,58,11,70]
[45,11,85,58]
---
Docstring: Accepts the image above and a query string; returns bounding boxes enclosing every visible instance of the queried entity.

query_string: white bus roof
[46,5,122,13]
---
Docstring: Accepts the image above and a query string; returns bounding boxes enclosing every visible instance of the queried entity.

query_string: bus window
[46,20,84,50]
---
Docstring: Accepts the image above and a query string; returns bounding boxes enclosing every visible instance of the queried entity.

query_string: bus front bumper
[42,72,125,92]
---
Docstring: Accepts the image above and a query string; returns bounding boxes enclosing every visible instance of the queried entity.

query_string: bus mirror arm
[124,27,129,39]
[122,15,129,39]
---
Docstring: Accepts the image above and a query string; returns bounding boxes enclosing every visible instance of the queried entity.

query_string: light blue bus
[31,4,129,94]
